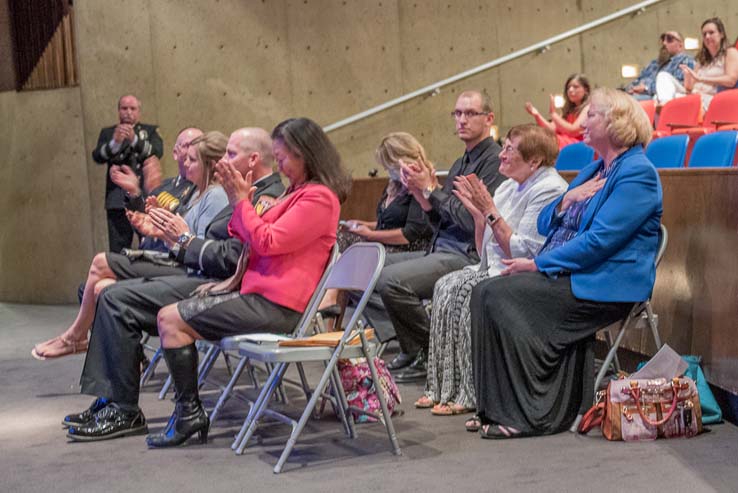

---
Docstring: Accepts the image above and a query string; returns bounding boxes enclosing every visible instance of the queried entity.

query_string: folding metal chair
[204,243,340,427]
[571,225,668,433]
[231,242,401,473]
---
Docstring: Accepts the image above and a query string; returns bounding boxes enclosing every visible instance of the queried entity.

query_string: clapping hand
[126,210,159,237]
[149,208,190,244]
[144,195,159,213]
[215,160,255,206]
[110,165,141,196]
[453,173,496,222]
[142,156,163,193]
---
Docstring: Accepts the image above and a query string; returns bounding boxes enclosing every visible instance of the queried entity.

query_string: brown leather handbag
[579,376,702,440]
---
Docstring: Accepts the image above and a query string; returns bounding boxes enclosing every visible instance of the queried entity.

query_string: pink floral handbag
[338,357,402,424]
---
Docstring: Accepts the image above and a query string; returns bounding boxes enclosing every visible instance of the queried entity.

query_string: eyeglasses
[660,33,681,43]
[451,110,488,119]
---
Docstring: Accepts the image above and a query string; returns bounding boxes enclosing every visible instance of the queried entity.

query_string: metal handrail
[323,0,664,133]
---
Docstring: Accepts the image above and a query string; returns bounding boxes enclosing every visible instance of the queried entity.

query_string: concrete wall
[0,87,94,303]
[1,0,737,302]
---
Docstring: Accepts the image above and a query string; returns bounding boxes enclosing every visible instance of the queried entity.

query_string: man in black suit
[92,94,164,253]
[65,127,285,442]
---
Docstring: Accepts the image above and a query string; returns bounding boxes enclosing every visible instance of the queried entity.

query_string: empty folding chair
[555,142,595,171]
[687,130,738,168]
[232,242,401,473]
[645,134,689,168]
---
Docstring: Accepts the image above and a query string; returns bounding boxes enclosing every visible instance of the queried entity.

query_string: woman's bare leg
[33,253,117,358]
[157,304,202,349]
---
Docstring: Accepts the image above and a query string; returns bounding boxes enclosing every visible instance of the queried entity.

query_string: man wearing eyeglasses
[364,90,505,382]
[625,31,694,101]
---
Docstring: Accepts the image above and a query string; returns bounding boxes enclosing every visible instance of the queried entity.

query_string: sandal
[479,424,537,440]
[414,395,435,409]
[465,415,481,432]
[32,335,88,360]
[431,402,474,416]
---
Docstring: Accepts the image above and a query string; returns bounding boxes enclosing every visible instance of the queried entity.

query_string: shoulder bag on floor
[578,376,703,440]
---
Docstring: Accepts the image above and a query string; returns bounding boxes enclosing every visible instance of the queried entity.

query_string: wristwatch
[177,232,194,246]
[486,212,501,225]
[422,184,436,200]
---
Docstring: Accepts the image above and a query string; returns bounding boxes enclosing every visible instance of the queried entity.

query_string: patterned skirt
[424,267,489,409]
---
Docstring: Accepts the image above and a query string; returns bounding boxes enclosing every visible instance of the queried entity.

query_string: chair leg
[360,332,401,456]
[645,302,662,348]
[209,355,250,428]
[273,348,345,473]
[158,375,173,400]
[140,346,163,386]
[603,329,621,374]
[330,364,356,439]
[233,362,290,453]
[197,346,221,388]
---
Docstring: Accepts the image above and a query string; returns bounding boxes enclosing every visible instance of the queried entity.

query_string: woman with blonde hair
[338,132,432,253]
[32,131,229,360]
[470,88,662,438]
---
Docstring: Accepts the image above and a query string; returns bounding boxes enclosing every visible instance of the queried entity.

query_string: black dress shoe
[62,397,109,428]
[387,351,418,371]
[394,351,428,383]
[67,403,148,442]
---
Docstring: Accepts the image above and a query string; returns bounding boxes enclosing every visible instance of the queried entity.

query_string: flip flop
[431,402,474,416]
[479,424,538,440]
[465,415,481,432]
[414,395,435,409]
[31,336,88,361]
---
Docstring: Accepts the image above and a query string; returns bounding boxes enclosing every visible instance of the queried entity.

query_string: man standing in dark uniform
[92,94,164,253]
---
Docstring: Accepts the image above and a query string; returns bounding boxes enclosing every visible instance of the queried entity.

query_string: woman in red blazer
[147,118,351,448]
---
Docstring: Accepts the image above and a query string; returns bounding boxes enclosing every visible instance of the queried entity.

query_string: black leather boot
[146,344,209,448]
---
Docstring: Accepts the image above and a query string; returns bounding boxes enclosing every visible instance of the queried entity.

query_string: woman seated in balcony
[525,74,591,149]
[470,88,662,439]
[656,17,738,110]
[32,132,228,360]
[415,124,567,417]
[337,132,433,254]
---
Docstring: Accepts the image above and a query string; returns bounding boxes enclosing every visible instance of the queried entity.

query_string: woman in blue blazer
[469,88,663,438]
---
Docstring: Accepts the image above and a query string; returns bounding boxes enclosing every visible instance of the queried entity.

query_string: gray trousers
[362,250,474,354]
[79,275,209,408]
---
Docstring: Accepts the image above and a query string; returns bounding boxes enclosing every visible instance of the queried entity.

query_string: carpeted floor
[2,302,737,492]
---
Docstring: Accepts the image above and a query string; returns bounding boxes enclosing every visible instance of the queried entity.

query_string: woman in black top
[338,132,433,253]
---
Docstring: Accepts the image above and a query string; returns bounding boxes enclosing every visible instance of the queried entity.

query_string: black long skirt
[470,272,632,435]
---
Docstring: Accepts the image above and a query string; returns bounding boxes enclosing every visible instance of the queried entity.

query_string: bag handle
[629,379,680,426]
[577,402,604,433]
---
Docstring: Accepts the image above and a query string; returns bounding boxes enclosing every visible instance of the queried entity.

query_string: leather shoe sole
[387,352,417,371]
[394,369,427,383]
[67,423,148,442]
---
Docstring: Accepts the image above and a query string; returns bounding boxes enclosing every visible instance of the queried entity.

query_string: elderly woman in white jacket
[415,124,568,418]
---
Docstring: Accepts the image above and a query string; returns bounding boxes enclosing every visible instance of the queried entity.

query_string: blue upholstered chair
[687,130,738,168]
[645,135,689,168]
[555,142,595,171]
